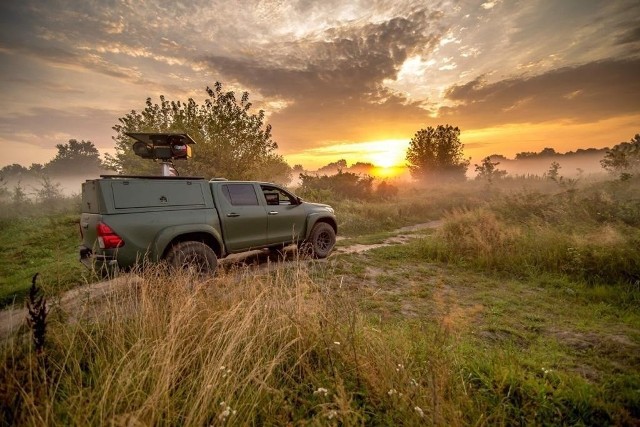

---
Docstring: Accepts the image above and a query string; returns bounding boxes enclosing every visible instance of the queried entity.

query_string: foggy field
[1,175,639,425]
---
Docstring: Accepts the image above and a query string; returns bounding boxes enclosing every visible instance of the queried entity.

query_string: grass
[0,213,89,308]
[1,175,639,424]
[2,257,638,425]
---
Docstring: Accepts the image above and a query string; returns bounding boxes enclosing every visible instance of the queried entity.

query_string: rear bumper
[79,246,119,273]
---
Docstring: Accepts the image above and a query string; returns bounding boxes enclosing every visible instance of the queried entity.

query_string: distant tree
[292,164,304,173]
[105,83,291,183]
[376,180,399,199]
[348,162,375,174]
[29,163,45,174]
[546,161,561,182]
[600,134,640,179]
[474,156,507,183]
[516,148,557,159]
[299,171,373,200]
[0,175,8,200]
[406,124,469,181]
[318,159,348,174]
[0,164,30,179]
[45,139,103,176]
[11,182,29,207]
[35,176,63,203]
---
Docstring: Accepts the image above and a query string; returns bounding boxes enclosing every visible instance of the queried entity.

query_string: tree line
[2,81,638,197]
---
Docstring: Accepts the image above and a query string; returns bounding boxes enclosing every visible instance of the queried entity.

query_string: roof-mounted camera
[126,132,196,176]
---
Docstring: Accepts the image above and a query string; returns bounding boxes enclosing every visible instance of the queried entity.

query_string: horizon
[0,0,638,172]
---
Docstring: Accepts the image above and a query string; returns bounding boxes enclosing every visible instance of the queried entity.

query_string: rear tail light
[97,222,124,249]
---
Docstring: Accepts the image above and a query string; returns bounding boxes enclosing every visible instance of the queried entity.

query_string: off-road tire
[302,222,336,259]
[165,241,218,274]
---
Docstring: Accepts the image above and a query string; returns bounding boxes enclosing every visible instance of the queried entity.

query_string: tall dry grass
[1,262,467,425]
[416,181,640,286]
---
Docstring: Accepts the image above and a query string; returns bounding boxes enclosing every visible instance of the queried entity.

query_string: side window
[261,185,296,205]
[222,184,259,206]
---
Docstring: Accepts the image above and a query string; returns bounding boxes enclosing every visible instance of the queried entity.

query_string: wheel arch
[154,225,224,260]
[305,215,338,239]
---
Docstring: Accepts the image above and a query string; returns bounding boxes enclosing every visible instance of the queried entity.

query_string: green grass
[0,213,88,307]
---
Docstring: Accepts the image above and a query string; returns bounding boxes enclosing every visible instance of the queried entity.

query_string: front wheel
[301,222,336,259]
[165,241,218,274]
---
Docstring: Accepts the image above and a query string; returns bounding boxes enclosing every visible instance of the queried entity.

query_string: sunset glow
[0,1,638,169]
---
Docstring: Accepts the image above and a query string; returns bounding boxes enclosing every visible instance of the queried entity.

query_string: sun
[362,139,408,169]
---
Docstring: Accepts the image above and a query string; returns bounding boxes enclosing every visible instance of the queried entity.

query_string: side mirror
[296,196,303,205]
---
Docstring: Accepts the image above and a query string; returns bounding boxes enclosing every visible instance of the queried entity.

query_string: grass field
[1,175,639,425]
[0,214,88,308]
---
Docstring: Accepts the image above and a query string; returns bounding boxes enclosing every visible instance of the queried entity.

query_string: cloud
[199,9,443,150]
[0,107,121,149]
[439,58,640,128]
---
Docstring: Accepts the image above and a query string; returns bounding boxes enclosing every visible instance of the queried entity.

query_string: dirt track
[0,220,443,340]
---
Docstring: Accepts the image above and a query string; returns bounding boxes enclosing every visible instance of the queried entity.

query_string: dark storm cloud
[439,58,640,128]
[199,10,443,147]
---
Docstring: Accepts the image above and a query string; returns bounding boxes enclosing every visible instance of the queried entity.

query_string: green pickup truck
[79,175,337,273]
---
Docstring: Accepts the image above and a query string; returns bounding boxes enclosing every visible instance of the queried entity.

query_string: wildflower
[410,378,419,387]
[218,402,237,422]
[219,366,232,378]
[387,388,397,396]
[326,410,338,419]
[314,387,329,396]
[333,341,341,345]
[542,367,553,375]
[414,406,424,418]
[396,363,404,372]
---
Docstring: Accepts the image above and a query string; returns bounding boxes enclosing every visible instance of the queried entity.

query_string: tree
[0,164,30,179]
[45,139,104,176]
[474,156,507,183]
[546,161,561,182]
[105,83,291,184]
[318,159,348,174]
[299,171,374,200]
[406,125,469,181]
[601,134,640,179]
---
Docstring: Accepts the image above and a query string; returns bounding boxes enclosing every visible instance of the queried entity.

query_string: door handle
[227,213,240,217]
[268,211,279,215]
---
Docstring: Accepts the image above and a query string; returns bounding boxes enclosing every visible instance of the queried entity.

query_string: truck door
[216,183,268,251]
[260,185,306,245]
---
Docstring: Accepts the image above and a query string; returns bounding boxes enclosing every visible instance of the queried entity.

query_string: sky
[0,0,639,170]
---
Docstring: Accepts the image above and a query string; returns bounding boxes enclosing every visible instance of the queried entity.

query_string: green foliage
[406,124,469,182]
[299,171,374,200]
[474,156,507,183]
[105,82,291,183]
[601,133,640,179]
[44,139,104,176]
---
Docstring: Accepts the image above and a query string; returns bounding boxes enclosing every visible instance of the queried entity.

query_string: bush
[299,171,373,200]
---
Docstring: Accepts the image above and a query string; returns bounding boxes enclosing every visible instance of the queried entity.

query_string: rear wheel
[165,241,218,274]
[301,222,336,259]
